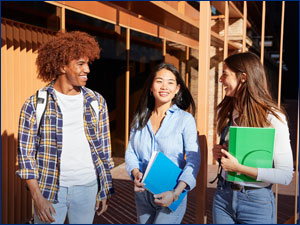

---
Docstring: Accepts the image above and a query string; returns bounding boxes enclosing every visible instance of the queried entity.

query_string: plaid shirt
[16,82,114,203]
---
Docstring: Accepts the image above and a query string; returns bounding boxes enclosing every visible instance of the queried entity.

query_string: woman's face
[150,68,180,106]
[219,63,239,97]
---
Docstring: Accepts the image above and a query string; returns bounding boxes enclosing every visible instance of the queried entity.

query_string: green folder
[227,126,275,182]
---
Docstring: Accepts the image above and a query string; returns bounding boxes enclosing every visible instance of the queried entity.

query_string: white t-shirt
[54,89,97,187]
[223,110,294,187]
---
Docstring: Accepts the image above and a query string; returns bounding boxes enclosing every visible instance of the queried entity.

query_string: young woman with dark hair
[125,63,200,224]
[212,52,294,224]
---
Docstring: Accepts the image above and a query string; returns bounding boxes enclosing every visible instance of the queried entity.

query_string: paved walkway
[93,163,298,224]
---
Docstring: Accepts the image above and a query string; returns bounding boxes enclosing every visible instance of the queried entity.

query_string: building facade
[1,1,298,223]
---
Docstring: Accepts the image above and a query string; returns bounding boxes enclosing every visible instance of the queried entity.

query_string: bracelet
[172,189,179,202]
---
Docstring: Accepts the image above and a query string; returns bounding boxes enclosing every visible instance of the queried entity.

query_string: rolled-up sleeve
[179,114,201,190]
[256,114,294,185]
[125,129,141,180]
[16,98,39,180]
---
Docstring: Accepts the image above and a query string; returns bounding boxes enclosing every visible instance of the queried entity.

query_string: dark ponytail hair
[131,62,195,130]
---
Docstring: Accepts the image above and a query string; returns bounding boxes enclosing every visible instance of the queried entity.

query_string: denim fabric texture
[135,190,187,224]
[34,179,98,224]
[213,179,275,224]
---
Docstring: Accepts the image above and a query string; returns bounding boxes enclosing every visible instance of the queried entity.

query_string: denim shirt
[125,104,201,190]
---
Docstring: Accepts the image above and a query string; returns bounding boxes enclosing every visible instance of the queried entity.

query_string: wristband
[172,189,179,202]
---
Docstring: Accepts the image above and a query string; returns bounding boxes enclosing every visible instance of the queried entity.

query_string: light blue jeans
[134,190,187,224]
[34,179,98,224]
[213,179,275,224]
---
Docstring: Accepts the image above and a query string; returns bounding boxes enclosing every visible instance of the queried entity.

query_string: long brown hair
[216,52,286,134]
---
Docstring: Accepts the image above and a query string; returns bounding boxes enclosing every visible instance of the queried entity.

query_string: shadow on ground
[93,179,296,224]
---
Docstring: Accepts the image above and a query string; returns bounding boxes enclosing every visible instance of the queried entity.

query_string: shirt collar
[168,104,180,114]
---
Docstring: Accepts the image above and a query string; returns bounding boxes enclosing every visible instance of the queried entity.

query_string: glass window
[66,9,126,113]
[1,1,59,31]
[129,30,164,121]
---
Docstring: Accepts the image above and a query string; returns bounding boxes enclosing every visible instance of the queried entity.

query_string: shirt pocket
[158,131,183,155]
[85,115,98,138]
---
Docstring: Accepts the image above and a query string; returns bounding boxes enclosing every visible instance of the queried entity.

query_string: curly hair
[36,31,100,82]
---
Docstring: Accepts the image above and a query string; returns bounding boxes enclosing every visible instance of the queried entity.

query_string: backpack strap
[36,90,48,136]
[209,118,232,184]
[90,100,99,121]
[90,91,100,122]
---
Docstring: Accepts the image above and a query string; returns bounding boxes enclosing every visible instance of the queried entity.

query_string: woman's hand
[153,191,174,207]
[220,149,240,172]
[132,169,145,192]
[153,181,186,207]
[221,150,258,179]
[212,144,227,161]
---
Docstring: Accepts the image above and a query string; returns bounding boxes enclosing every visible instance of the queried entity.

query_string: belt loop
[241,185,246,193]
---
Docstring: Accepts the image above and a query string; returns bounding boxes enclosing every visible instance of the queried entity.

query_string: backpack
[35,89,99,135]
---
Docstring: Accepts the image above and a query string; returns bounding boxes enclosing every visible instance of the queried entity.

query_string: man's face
[62,57,90,87]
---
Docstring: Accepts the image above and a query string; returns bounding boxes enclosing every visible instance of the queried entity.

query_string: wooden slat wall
[1,18,55,224]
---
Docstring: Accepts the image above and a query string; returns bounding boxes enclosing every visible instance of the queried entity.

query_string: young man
[16,31,114,224]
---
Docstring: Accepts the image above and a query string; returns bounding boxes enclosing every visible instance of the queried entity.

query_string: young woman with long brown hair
[212,52,294,224]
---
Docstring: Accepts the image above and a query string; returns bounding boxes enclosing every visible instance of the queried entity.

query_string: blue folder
[141,151,187,212]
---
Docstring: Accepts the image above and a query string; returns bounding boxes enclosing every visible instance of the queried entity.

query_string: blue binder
[141,151,187,211]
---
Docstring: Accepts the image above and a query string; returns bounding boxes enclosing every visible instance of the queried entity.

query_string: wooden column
[185,46,189,88]
[163,38,166,61]
[275,2,285,223]
[277,1,285,108]
[223,1,229,98]
[125,28,130,149]
[195,1,211,224]
[56,6,65,32]
[260,1,266,64]
[224,1,229,59]
[242,1,247,52]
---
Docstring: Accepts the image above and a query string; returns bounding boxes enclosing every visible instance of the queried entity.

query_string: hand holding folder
[141,151,187,212]
[227,126,275,182]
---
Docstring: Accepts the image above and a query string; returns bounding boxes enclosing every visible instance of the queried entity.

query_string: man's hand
[26,179,56,222]
[153,191,174,207]
[34,194,56,222]
[95,199,108,216]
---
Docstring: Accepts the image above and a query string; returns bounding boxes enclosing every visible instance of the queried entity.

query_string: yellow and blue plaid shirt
[16,82,114,203]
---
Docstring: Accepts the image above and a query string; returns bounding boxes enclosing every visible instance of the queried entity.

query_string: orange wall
[1,18,54,224]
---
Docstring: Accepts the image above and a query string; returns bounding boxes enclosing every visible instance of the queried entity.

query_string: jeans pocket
[244,188,273,204]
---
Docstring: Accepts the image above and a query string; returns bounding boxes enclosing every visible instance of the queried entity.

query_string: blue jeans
[213,179,275,224]
[34,179,98,224]
[134,190,187,224]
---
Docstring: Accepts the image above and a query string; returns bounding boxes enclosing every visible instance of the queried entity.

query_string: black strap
[209,119,231,184]
[36,90,49,137]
